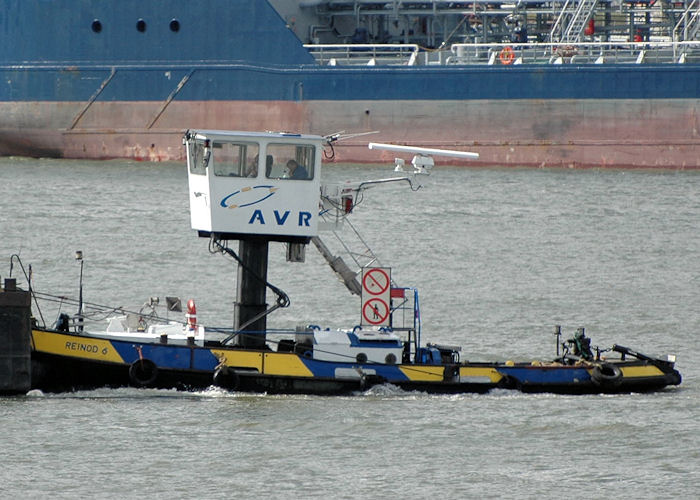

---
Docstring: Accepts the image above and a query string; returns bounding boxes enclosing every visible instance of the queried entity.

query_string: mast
[234,238,269,349]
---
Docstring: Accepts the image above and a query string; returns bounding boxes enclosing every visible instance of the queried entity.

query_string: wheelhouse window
[265,143,315,180]
[187,141,208,175]
[212,142,260,178]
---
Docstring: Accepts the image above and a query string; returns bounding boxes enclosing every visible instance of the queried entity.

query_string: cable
[210,236,291,344]
[323,139,336,161]
[209,237,290,309]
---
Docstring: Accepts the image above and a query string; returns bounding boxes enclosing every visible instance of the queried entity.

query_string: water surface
[1,159,698,498]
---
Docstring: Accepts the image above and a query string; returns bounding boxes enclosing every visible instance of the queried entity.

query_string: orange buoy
[499,46,515,65]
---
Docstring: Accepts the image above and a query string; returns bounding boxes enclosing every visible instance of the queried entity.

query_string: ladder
[550,0,599,43]
[674,0,700,42]
[312,218,383,296]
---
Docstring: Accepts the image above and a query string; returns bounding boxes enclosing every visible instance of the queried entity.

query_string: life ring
[499,46,515,65]
[590,363,623,387]
[186,299,197,332]
[129,359,159,387]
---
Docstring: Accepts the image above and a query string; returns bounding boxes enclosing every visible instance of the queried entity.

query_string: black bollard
[0,279,32,394]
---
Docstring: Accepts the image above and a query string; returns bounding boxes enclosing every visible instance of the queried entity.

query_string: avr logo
[219,185,312,227]
[219,185,277,209]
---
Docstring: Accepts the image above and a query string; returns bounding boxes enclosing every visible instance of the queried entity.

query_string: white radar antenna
[368,142,479,175]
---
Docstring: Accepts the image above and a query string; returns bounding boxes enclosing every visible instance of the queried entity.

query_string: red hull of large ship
[0,99,697,168]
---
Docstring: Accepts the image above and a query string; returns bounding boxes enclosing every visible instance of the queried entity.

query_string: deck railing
[304,44,420,66]
[448,41,700,65]
[305,41,700,66]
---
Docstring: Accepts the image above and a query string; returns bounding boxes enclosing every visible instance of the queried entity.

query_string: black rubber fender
[590,362,623,387]
[212,365,239,390]
[497,375,520,391]
[129,359,159,387]
[667,369,682,386]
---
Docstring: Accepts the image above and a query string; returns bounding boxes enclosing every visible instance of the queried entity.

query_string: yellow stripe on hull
[211,349,264,372]
[619,364,665,378]
[459,366,504,383]
[31,329,124,363]
[263,353,314,377]
[399,365,444,381]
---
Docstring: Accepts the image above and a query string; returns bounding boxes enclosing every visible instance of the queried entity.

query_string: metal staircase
[312,219,384,297]
[674,0,700,41]
[550,0,599,43]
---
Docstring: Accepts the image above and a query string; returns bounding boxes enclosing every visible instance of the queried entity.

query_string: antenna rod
[75,250,84,332]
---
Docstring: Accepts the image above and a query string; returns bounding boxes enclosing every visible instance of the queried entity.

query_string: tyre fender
[213,365,239,390]
[129,359,159,387]
[590,363,623,387]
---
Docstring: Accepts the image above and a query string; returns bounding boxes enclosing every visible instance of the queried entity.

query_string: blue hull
[2,63,698,102]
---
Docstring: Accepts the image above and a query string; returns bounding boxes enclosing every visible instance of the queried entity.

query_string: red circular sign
[362,268,390,296]
[362,298,389,325]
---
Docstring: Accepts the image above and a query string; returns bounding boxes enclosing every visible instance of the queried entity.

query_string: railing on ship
[448,40,700,65]
[305,41,700,66]
[304,43,420,66]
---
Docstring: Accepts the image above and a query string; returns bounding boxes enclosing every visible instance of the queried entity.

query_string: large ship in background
[0,0,698,167]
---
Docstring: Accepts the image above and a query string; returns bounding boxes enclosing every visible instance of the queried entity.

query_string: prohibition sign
[362,268,390,296]
[362,298,390,325]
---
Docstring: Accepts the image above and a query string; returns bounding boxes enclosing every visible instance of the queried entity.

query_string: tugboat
[4,130,681,395]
